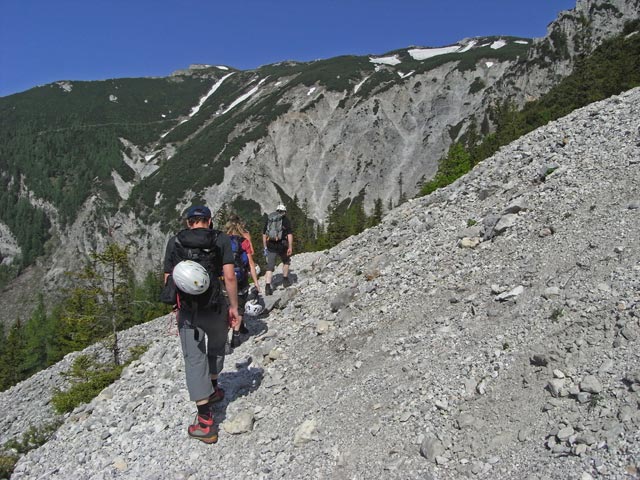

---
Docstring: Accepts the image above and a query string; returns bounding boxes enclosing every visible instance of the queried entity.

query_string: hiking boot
[265,284,272,296]
[188,414,218,444]
[239,322,249,334]
[209,385,225,403]
[230,332,242,348]
[282,277,291,288]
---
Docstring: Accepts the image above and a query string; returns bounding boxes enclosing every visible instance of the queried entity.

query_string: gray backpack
[266,212,284,241]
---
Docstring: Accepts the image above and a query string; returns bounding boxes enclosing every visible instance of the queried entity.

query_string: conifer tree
[21,295,49,377]
[3,318,27,388]
[92,243,133,365]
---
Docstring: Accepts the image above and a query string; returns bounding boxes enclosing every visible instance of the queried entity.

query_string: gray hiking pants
[178,306,228,402]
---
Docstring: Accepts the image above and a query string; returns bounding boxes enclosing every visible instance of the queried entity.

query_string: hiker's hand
[228,307,240,329]
[287,246,292,256]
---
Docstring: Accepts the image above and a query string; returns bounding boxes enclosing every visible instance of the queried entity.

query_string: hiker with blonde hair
[224,214,261,347]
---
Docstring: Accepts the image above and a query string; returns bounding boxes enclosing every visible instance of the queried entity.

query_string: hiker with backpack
[162,205,239,444]
[262,203,294,295]
[224,214,261,348]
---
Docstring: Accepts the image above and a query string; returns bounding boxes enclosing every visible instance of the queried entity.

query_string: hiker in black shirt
[162,205,239,444]
[262,203,293,295]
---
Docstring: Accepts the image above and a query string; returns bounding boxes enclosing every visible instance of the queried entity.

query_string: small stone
[621,327,637,341]
[544,287,561,299]
[222,410,255,434]
[517,429,530,442]
[553,369,565,379]
[420,435,444,462]
[539,226,554,237]
[573,443,587,456]
[457,413,477,429]
[434,399,449,411]
[580,375,602,394]
[547,378,565,397]
[459,237,482,249]
[576,392,591,404]
[495,285,524,302]
[113,457,127,471]
[581,472,594,480]
[557,426,575,442]
[316,320,330,335]
[575,433,596,445]
[293,419,318,446]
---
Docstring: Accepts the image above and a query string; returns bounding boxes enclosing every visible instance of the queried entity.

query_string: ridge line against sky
[1,0,577,98]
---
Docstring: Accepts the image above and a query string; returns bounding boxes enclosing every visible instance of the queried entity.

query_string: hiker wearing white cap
[262,203,293,295]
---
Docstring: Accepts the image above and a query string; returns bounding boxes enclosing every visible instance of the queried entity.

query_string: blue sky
[1,0,577,98]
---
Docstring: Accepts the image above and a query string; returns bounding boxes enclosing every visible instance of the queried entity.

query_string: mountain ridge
[0,0,639,332]
[3,84,639,479]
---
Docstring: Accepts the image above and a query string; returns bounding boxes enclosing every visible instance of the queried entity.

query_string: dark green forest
[0,76,216,279]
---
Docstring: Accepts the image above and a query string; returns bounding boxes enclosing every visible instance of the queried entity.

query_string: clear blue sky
[1,0,577,98]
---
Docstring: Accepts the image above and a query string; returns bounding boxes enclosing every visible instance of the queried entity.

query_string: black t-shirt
[163,228,234,274]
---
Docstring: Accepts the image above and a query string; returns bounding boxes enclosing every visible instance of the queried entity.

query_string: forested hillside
[422,20,640,194]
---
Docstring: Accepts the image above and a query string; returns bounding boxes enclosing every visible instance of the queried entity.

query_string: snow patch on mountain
[408,45,461,60]
[369,55,401,65]
[491,39,507,49]
[222,78,266,115]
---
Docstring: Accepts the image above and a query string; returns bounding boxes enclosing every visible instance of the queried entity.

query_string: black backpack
[172,228,222,310]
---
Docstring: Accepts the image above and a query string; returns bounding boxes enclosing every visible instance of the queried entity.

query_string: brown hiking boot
[187,414,218,444]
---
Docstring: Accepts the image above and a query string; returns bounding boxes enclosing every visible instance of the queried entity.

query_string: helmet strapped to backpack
[173,228,222,310]
[244,298,264,317]
[172,260,210,295]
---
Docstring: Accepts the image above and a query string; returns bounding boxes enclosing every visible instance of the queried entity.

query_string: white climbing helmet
[245,298,264,317]
[276,203,286,212]
[172,260,210,295]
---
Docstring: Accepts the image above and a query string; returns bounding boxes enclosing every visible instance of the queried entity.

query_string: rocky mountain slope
[3,85,639,479]
[1,0,638,323]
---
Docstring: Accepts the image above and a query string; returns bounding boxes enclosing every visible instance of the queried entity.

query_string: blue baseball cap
[185,205,212,219]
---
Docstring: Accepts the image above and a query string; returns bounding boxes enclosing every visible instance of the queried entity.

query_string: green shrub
[0,418,63,478]
[0,453,18,479]
[3,419,63,454]
[51,346,148,414]
[52,365,124,413]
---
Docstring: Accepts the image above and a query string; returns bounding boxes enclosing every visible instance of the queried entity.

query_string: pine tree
[21,295,49,377]
[3,318,27,388]
[92,243,133,365]
[369,198,384,227]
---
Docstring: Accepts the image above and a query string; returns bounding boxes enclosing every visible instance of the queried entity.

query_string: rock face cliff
[0,0,638,319]
[3,86,639,479]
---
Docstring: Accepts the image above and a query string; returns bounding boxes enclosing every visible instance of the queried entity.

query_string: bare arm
[243,233,261,292]
[247,253,260,292]
[287,233,293,256]
[222,263,240,328]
